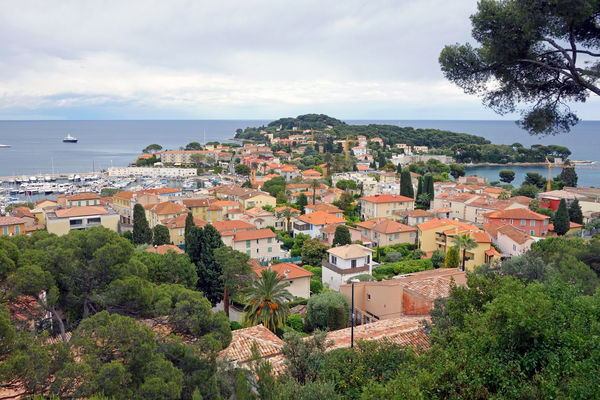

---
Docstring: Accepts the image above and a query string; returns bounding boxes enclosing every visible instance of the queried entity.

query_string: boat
[63,134,78,143]
[0,144,10,148]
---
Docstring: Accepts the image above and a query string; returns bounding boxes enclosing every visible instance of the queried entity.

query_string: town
[2,115,600,398]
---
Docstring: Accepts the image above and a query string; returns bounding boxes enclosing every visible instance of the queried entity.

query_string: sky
[1,0,598,120]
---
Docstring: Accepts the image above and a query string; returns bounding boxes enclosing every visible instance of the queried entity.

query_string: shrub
[286,314,304,332]
[305,292,350,331]
[230,321,243,331]
[310,277,323,294]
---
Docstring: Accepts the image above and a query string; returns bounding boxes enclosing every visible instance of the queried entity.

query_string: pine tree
[132,203,152,245]
[332,225,352,247]
[400,170,414,199]
[195,224,225,305]
[558,160,578,187]
[152,224,171,246]
[569,198,583,224]
[554,199,570,236]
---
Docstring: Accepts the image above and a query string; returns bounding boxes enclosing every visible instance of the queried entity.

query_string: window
[246,250,251,256]
[388,234,393,241]
[513,244,516,251]
[530,220,535,227]
[331,255,337,265]
[521,219,526,226]
[367,294,371,300]
[256,248,259,253]
[207,211,211,217]
[544,219,548,225]
[501,218,505,222]
[179,229,184,236]
[2,227,7,235]
[386,210,390,215]
[217,211,221,216]
[510,219,513,224]
[394,233,399,239]
[410,232,415,238]
[530,230,534,235]
[268,247,272,253]
[351,259,357,268]
[246,240,251,248]
[14,225,19,234]
[367,255,370,264]
[267,237,272,243]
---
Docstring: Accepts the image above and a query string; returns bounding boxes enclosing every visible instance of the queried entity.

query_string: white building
[253,263,313,299]
[108,167,197,178]
[293,211,347,239]
[323,244,373,291]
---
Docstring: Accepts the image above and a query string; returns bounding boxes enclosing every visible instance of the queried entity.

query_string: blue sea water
[0,119,598,186]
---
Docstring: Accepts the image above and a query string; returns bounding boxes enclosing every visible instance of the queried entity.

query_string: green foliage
[512,183,539,198]
[399,170,414,198]
[336,179,358,191]
[301,238,328,267]
[445,247,460,269]
[310,277,323,294]
[244,269,292,332]
[133,251,198,289]
[524,172,547,189]
[296,193,308,212]
[133,203,152,245]
[185,142,202,150]
[554,199,570,236]
[430,250,445,269]
[230,321,243,330]
[276,190,288,204]
[286,314,304,332]
[332,225,352,247]
[499,169,515,184]
[373,259,434,279]
[559,160,578,187]
[263,176,287,197]
[142,144,163,154]
[569,198,583,224]
[234,163,251,176]
[187,224,224,306]
[449,163,465,180]
[305,292,349,331]
[152,224,171,246]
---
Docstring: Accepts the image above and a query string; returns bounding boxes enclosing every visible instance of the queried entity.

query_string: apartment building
[322,244,373,291]
[0,216,26,236]
[144,202,188,228]
[483,208,550,237]
[222,228,281,262]
[46,206,119,236]
[359,194,414,220]
[293,211,346,239]
[161,214,207,247]
[356,218,417,246]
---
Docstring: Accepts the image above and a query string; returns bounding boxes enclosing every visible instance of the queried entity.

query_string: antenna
[204,129,206,146]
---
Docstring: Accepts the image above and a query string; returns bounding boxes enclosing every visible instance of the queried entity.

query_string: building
[484,224,535,257]
[293,211,346,239]
[538,189,587,211]
[144,202,188,228]
[112,191,136,224]
[212,220,256,235]
[483,208,550,237]
[252,263,313,299]
[340,268,466,323]
[0,216,26,236]
[222,228,281,262]
[108,166,197,178]
[206,200,241,223]
[182,198,212,220]
[279,165,301,181]
[323,244,373,291]
[161,214,207,247]
[304,203,344,218]
[393,209,435,226]
[320,224,366,246]
[360,194,414,220]
[417,218,499,270]
[273,206,301,231]
[356,218,417,246]
[301,169,322,180]
[240,207,275,228]
[57,192,101,207]
[46,206,119,236]
[238,191,276,210]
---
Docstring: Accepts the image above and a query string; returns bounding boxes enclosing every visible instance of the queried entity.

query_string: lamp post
[350,278,360,348]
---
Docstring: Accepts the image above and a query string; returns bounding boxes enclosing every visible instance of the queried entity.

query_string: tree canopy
[439,0,600,135]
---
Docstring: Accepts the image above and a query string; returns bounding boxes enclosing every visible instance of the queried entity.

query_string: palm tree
[244,269,293,332]
[278,208,293,235]
[452,233,478,272]
[310,179,320,205]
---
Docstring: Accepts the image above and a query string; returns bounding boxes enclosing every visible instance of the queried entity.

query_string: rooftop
[66,192,101,201]
[296,210,346,226]
[212,220,256,232]
[54,206,110,218]
[233,228,276,242]
[357,218,417,234]
[483,208,550,221]
[327,243,373,259]
[0,216,26,226]
[360,194,414,204]
[253,263,313,280]
[146,244,184,255]
[161,214,207,229]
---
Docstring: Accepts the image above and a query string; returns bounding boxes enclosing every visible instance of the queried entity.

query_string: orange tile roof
[161,214,207,229]
[54,206,109,218]
[12,207,34,218]
[146,202,188,215]
[146,244,184,255]
[357,165,373,171]
[485,247,501,257]
[301,169,322,176]
[233,228,276,242]
[182,198,212,208]
[483,208,549,221]
[274,206,301,214]
[0,216,26,226]
[296,210,346,226]
[357,218,417,234]
[34,199,57,207]
[218,324,284,364]
[212,220,256,232]
[141,187,181,195]
[360,194,414,204]
[66,192,101,201]
[114,190,135,201]
[254,263,313,279]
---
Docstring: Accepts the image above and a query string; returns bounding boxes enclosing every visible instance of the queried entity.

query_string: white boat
[63,134,78,143]
[0,144,10,148]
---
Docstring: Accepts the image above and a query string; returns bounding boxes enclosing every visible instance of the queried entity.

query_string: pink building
[483,208,550,237]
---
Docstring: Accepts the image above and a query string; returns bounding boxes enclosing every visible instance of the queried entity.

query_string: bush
[288,297,308,308]
[286,314,304,332]
[373,259,434,279]
[384,252,404,262]
[230,321,243,331]
[310,277,323,294]
[305,292,350,331]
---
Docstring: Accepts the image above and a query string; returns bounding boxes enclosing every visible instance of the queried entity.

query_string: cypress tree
[445,247,460,269]
[569,198,583,224]
[400,170,414,199]
[196,224,225,305]
[152,224,171,246]
[186,226,203,265]
[332,225,352,247]
[184,212,195,239]
[132,203,152,245]
[558,160,578,187]
[554,199,570,236]
[417,176,424,197]
[427,174,435,200]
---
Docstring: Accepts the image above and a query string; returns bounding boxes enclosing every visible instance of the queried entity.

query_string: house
[301,169,322,180]
[304,203,344,218]
[417,218,499,270]
[253,263,313,299]
[293,211,346,239]
[59,192,101,207]
[112,190,136,224]
[161,214,207,247]
[46,206,119,236]
[144,202,188,228]
[206,200,241,223]
[538,189,587,211]
[320,224,365,246]
[484,224,534,257]
[340,268,466,323]
[212,220,256,235]
[273,206,301,231]
[238,191,276,210]
[393,209,435,226]
[182,198,212,220]
[279,165,301,181]
[356,218,417,246]
[222,228,281,262]
[483,208,550,237]
[0,216,26,236]
[146,244,185,255]
[359,194,414,220]
[323,244,373,291]
[241,207,275,229]
[352,146,367,157]
[457,175,488,185]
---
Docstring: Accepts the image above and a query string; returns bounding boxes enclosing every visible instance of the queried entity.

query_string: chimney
[154,245,158,253]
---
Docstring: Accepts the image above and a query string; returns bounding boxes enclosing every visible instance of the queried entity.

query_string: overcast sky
[1,0,598,120]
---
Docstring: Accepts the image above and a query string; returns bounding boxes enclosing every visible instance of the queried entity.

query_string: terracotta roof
[12,206,34,218]
[146,202,188,215]
[357,218,417,234]
[141,187,181,195]
[114,190,135,201]
[245,207,274,217]
[161,214,207,229]
[485,247,502,257]
[296,210,346,226]
[146,244,184,255]
[393,209,435,218]
[274,206,301,214]
[305,204,343,214]
[483,208,549,221]
[218,324,284,364]
[182,198,212,208]
[254,263,313,280]
[212,220,256,232]
[233,228,276,242]
[34,199,57,207]
[360,194,414,204]
[54,206,109,218]
[327,244,372,259]
[286,183,311,190]
[66,192,101,201]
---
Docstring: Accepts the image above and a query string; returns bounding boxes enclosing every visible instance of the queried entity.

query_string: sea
[0,119,598,187]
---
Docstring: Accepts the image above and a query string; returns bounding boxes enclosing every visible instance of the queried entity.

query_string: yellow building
[45,206,119,236]
[360,194,414,220]
[161,214,207,247]
[65,193,101,207]
[144,202,188,228]
[356,218,417,247]
[113,190,135,224]
[182,198,241,223]
[238,191,276,210]
[417,218,499,270]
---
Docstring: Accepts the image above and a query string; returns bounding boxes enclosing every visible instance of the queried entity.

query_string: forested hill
[235,113,491,148]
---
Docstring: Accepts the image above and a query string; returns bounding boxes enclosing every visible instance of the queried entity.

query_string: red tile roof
[233,228,276,242]
[212,220,256,232]
[66,192,101,201]
[218,324,284,364]
[161,214,207,229]
[483,208,549,221]
[360,194,414,204]
[146,244,184,255]
[296,210,346,226]
[357,218,417,234]
[54,206,108,218]
[0,216,26,227]
[145,202,188,215]
[253,263,313,280]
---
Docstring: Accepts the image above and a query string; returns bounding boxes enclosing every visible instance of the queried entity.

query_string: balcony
[293,222,310,231]
[322,260,370,275]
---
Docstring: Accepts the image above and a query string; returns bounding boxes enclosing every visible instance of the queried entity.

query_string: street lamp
[350,278,360,348]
